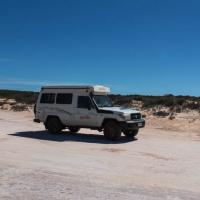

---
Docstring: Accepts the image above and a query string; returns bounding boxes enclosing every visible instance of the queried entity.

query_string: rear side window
[40,93,55,104]
[56,93,73,104]
[77,96,91,109]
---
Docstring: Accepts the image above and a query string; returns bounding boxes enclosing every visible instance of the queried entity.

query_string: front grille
[131,113,141,120]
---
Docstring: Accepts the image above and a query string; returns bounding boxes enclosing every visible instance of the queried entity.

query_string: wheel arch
[45,115,63,125]
[101,118,119,128]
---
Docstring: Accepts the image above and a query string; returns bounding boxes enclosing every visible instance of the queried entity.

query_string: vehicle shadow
[10,130,137,144]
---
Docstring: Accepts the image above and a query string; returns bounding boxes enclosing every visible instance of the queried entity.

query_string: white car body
[34,85,145,134]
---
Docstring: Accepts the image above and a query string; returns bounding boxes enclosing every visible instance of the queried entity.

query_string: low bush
[153,111,170,117]
[11,104,29,112]
[0,90,38,104]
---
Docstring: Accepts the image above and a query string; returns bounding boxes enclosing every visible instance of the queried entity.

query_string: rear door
[36,92,56,121]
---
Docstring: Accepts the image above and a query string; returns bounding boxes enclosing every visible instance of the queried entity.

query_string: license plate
[138,123,143,127]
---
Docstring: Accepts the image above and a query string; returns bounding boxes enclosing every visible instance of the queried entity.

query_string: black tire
[45,117,63,134]
[103,121,121,140]
[123,129,139,138]
[68,127,80,133]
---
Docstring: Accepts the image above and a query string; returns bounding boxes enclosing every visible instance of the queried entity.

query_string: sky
[0,0,200,96]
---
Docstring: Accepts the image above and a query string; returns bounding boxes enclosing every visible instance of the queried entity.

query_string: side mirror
[88,104,92,110]
[88,101,94,110]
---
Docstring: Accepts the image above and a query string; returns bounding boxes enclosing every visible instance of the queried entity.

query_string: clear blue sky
[0,0,200,95]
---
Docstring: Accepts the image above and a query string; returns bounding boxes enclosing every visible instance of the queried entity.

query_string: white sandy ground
[0,110,200,200]
[146,111,200,134]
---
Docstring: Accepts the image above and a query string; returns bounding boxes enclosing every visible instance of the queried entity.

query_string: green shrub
[0,90,38,104]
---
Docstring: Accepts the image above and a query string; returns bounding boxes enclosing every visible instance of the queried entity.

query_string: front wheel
[123,129,139,138]
[103,121,121,140]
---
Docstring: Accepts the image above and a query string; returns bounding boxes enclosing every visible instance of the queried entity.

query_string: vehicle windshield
[93,95,113,108]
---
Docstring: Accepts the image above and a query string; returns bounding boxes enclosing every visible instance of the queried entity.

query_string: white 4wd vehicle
[34,85,145,140]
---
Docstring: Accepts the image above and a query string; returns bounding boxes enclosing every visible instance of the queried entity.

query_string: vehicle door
[74,95,98,127]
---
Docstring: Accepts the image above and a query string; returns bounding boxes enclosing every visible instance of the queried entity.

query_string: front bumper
[119,119,145,130]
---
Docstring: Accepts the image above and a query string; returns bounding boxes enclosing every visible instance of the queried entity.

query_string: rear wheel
[123,129,139,138]
[103,121,121,140]
[45,117,63,134]
[68,127,80,133]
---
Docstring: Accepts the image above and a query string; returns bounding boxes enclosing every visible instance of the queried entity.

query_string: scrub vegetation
[110,94,200,110]
[0,89,199,111]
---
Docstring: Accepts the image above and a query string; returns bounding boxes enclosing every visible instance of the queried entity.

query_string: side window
[40,93,55,104]
[77,96,92,109]
[56,93,73,104]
